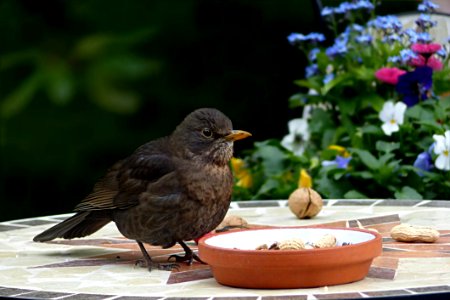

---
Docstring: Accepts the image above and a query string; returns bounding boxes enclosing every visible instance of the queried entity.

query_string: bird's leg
[136,241,179,271]
[168,240,206,265]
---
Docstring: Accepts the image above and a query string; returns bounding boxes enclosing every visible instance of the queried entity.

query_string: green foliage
[233,1,450,200]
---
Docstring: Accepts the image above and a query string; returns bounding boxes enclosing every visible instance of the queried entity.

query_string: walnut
[288,188,323,219]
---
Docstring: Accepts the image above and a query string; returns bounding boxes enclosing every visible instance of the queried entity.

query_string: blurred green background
[0,0,417,221]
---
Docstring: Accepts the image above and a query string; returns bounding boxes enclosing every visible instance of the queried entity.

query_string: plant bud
[288,188,323,219]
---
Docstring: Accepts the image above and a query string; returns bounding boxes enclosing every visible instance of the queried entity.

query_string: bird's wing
[75,141,179,212]
[74,161,123,211]
[113,152,178,209]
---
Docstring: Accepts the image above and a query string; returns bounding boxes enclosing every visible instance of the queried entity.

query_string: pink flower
[411,55,443,70]
[411,43,442,55]
[375,67,407,85]
[427,56,443,70]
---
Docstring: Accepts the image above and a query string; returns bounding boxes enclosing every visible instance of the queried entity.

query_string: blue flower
[388,56,401,63]
[355,0,375,10]
[287,32,325,45]
[415,14,437,29]
[416,32,432,43]
[396,66,433,107]
[370,15,402,32]
[402,28,419,43]
[305,64,319,78]
[413,144,435,176]
[321,6,334,16]
[413,151,433,176]
[307,33,326,43]
[383,34,401,44]
[323,73,335,84]
[322,155,352,169]
[418,0,439,12]
[335,2,357,14]
[436,48,447,59]
[326,41,348,57]
[399,49,418,63]
[351,24,365,32]
[356,34,372,44]
[308,48,320,61]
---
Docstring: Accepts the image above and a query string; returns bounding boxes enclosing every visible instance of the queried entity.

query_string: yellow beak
[224,130,252,141]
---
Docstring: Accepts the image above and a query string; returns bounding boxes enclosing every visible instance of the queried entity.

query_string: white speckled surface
[0,199,449,299]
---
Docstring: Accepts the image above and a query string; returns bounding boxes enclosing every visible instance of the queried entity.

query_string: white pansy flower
[281,118,310,156]
[432,130,450,171]
[379,101,407,136]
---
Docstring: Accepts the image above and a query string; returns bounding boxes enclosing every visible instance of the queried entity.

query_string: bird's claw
[168,252,206,265]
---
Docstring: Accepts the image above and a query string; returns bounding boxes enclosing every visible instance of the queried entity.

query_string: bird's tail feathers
[33,211,112,242]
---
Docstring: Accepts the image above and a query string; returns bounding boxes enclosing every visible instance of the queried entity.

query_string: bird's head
[171,108,251,166]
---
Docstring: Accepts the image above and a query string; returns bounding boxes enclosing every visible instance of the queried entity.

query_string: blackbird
[33,108,251,270]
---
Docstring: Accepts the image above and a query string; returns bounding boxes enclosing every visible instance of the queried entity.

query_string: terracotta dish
[198,227,382,289]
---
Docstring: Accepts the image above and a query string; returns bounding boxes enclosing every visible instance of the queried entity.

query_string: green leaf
[361,93,385,112]
[378,153,395,165]
[253,142,286,176]
[344,190,368,199]
[254,178,279,199]
[376,141,400,153]
[337,98,357,116]
[360,124,381,134]
[293,79,321,91]
[0,71,42,119]
[353,66,375,81]
[351,148,380,170]
[351,171,373,179]
[45,62,74,105]
[309,108,334,134]
[406,105,434,121]
[394,186,423,200]
[414,120,442,132]
[321,73,350,95]
[315,175,346,198]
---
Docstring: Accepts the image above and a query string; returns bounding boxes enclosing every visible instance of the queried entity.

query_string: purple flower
[396,66,433,107]
[322,155,352,169]
[418,0,439,12]
[413,151,433,176]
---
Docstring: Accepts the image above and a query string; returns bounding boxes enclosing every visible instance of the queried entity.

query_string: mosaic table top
[1,199,450,300]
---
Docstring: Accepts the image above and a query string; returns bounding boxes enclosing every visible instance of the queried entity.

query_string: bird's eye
[201,128,213,138]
